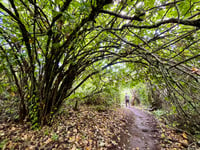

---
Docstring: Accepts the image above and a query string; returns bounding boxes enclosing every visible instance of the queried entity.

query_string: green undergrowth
[151,108,200,147]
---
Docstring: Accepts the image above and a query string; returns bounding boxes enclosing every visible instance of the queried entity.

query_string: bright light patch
[136,2,144,8]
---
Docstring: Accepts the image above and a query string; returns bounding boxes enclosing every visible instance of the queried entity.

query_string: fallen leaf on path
[182,132,187,139]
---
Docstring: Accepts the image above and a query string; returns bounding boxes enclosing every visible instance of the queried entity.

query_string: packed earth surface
[118,107,161,150]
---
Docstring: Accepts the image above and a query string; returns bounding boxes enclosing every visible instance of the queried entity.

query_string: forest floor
[0,105,199,149]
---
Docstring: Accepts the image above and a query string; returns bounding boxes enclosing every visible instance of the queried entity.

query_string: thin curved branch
[0,2,34,77]
[169,54,200,69]
[122,18,200,29]
[100,10,145,21]
[146,0,184,12]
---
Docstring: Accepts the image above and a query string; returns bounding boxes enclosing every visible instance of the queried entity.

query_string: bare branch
[122,18,200,29]
[169,54,200,69]
[100,10,144,21]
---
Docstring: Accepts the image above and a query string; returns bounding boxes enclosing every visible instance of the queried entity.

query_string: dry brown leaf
[44,138,52,144]
[181,139,188,145]
[10,126,16,131]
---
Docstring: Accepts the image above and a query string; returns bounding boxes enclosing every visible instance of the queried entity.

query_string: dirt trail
[119,106,161,150]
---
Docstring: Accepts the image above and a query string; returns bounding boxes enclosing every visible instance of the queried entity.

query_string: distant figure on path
[125,93,130,107]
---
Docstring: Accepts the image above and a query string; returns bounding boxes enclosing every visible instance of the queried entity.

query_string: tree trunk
[19,99,27,123]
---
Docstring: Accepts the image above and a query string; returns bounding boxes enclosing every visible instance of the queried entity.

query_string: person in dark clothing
[125,93,130,107]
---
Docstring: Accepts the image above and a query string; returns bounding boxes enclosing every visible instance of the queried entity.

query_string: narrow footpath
[119,106,161,150]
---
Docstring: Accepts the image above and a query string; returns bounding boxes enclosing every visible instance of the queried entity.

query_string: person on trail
[125,93,130,107]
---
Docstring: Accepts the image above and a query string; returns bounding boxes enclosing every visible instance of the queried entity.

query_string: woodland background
[0,0,200,148]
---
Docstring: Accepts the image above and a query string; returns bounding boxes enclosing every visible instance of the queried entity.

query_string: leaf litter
[0,105,199,150]
[0,106,128,149]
